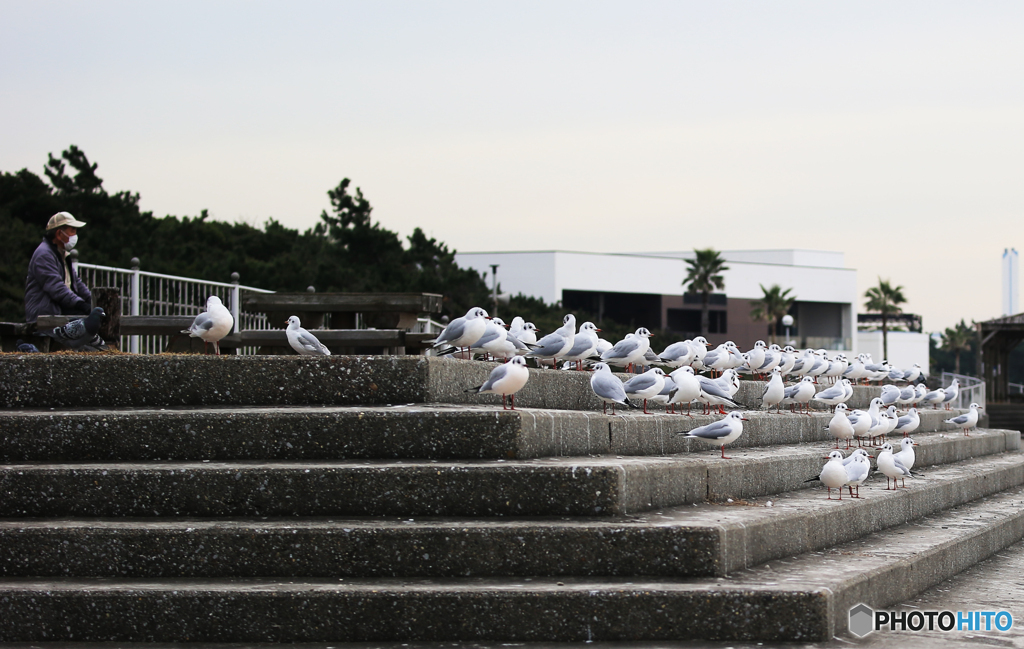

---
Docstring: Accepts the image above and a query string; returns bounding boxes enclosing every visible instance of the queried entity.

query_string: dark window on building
[667,308,727,334]
[683,292,727,306]
[562,290,662,329]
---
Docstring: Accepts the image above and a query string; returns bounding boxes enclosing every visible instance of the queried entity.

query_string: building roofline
[456,249,853,272]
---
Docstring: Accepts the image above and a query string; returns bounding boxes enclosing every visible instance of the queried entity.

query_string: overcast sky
[3,1,1022,332]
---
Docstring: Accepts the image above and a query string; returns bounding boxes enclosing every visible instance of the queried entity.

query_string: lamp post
[782,314,794,346]
[489,264,499,317]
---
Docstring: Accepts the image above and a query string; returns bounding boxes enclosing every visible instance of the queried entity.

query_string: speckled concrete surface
[0,355,935,416]
[1,488,1022,643]
[1,452,1021,581]
[0,403,982,462]
[0,431,1014,519]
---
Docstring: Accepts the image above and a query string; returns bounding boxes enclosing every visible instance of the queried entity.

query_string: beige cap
[46,211,86,231]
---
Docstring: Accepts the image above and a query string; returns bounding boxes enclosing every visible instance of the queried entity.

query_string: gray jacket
[24,239,92,323]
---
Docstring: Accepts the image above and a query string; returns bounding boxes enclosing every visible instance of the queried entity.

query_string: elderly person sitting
[24,211,92,323]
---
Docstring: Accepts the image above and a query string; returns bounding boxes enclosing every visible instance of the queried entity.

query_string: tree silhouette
[864,278,907,360]
[750,284,796,344]
[684,249,728,336]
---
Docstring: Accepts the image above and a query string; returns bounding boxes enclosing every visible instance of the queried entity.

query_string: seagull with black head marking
[623,367,666,414]
[945,402,983,435]
[601,327,653,373]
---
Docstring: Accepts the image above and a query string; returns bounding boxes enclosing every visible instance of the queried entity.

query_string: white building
[456,249,860,354]
[1003,248,1019,317]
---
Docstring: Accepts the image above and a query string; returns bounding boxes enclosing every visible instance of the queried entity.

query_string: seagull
[601,327,653,373]
[941,378,960,410]
[826,403,856,449]
[893,407,921,437]
[689,336,710,364]
[902,364,923,384]
[696,374,744,415]
[844,451,871,498]
[526,314,577,365]
[623,367,667,414]
[465,356,530,410]
[746,340,767,379]
[897,384,917,409]
[805,450,849,499]
[512,319,539,348]
[675,411,748,459]
[589,362,637,415]
[945,402,983,435]
[658,340,695,368]
[182,296,233,355]
[285,316,330,356]
[668,366,702,416]
[560,321,601,370]
[876,442,916,490]
[783,376,817,415]
[842,354,869,384]
[879,384,902,408]
[651,374,677,413]
[847,407,873,447]
[777,345,798,376]
[824,354,849,383]
[920,385,946,409]
[42,307,107,351]
[814,379,852,411]
[761,368,785,413]
[428,307,489,357]
[894,437,917,473]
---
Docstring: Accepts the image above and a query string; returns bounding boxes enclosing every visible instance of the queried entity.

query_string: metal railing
[940,371,986,409]
[74,256,274,354]
[1010,383,1024,395]
[412,317,446,335]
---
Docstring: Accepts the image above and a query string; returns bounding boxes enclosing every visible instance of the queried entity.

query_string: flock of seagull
[439,307,981,500]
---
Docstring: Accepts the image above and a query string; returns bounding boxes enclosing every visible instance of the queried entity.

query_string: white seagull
[675,411,748,459]
[945,402,982,436]
[285,315,330,356]
[465,356,530,410]
[182,295,234,355]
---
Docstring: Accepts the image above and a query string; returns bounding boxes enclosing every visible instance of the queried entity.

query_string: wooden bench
[242,292,443,329]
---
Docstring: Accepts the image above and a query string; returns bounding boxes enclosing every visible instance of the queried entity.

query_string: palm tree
[750,284,796,344]
[684,249,728,336]
[864,278,907,360]
[941,319,974,374]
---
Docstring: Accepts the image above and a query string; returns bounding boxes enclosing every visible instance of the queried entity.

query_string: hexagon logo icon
[849,603,874,637]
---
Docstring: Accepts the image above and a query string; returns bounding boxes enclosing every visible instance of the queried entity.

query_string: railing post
[130,257,141,354]
[230,272,241,334]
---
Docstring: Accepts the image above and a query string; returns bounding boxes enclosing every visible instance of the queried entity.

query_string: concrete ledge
[3,453,1021,581]
[0,457,706,518]
[0,355,893,411]
[0,404,973,462]
[0,431,1010,519]
[1,487,1022,643]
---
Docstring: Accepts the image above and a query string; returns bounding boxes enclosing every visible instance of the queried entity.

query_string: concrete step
[1,485,1022,643]
[3,451,1022,581]
[0,354,892,412]
[0,429,1015,518]
[0,404,975,462]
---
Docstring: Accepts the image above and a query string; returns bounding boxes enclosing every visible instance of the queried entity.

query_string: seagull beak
[595,328,602,332]
[741,417,749,421]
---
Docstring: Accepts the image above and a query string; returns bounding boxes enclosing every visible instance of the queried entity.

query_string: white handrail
[940,371,986,409]
[74,259,275,354]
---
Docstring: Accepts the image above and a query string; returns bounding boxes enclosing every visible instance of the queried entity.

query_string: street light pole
[490,264,499,317]
[782,314,795,346]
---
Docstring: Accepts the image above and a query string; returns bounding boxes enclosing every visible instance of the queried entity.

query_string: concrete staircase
[0,355,1021,643]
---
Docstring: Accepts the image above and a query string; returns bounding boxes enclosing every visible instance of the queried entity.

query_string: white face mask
[64,234,78,250]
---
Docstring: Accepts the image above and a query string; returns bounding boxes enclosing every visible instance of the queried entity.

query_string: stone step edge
[2,452,1022,581]
[0,432,1016,518]
[0,404,975,461]
[1,486,1022,643]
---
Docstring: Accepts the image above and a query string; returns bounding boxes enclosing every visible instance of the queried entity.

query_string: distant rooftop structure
[455,248,857,352]
[1002,248,1019,316]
